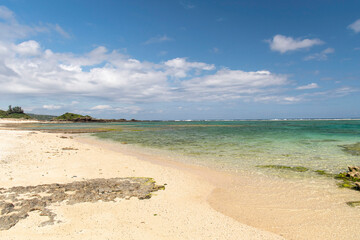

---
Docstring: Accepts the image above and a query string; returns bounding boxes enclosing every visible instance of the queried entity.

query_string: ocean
[32,120,360,178]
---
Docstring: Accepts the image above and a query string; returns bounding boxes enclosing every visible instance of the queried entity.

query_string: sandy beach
[0,120,283,240]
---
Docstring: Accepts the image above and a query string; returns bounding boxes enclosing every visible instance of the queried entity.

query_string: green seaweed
[338,142,360,156]
[334,172,360,182]
[346,201,360,207]
[314,170,335,177]
[256,165,309,172]
[337,180,356,189]
[334,171,360,191]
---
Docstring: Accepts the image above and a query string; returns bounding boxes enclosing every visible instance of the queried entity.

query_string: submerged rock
[339,142,360,156]
[0,177,164,230]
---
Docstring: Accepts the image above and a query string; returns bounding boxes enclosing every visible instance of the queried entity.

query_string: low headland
[0,105,139,123]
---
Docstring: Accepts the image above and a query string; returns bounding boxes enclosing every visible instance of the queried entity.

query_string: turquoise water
[32,120,360,175]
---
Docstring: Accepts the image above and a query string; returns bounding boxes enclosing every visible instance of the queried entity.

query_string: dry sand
[0,120,283,240]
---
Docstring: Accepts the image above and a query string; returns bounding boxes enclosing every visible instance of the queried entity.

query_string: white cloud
[91,105,112,110]
[0,6,356,109]
[0,5,14,21]
[90,105,141,114]
[53,24,70,38]
[304,48,334,61]
[348,19,360,33]
[180,69,289,101]
[268,34,323,53]
[143,34,172,45]
[43,104,62,110]
[296,83,319,90]
[0,5,69,41]
[13,40,41,56]
[0,39,294,103]
[164,57,215,78]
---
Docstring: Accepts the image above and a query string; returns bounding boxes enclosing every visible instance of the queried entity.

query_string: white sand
[0,120,283,240]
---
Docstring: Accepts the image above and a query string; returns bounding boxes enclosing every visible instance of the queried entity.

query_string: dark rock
[335,166,360,191]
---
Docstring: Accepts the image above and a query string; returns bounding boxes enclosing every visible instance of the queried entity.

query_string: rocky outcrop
[335,166,360,190]
[0,177,164,230]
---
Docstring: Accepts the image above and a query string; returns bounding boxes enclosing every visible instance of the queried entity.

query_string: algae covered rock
[335,166,360,190]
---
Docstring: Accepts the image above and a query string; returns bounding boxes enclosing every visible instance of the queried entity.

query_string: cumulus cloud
[0,6,355,109]
[13,40,41,56]
[43,104,62,110]
[91,105,112,110]
[304,48,334,61]
[180,69,289,101]
[268,34,323,53]
[348,19,360,33]
[296,83,319,90]
[164,57,215,78]
[0,38,296,103]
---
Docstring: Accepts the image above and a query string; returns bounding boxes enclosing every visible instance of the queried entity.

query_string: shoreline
[78,134,360,240]
[0,120,282,240]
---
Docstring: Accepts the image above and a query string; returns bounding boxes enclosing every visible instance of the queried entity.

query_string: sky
[0,0,359,120]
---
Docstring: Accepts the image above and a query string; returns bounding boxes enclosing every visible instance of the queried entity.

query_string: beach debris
[256,165,309,172]
[338,142,360,156]
[0,177,164,231]
[61,147,78,151]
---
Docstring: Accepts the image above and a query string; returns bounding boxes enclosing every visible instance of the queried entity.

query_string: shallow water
[31,120,360,177]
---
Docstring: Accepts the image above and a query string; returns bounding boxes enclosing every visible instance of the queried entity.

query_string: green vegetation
[0,105,32,119]
[55,112,92,121]
[314,170,335,177]
[256,165,309,172]
[346,201,360,207]
[334,171,360,190]
[27,113,57,121]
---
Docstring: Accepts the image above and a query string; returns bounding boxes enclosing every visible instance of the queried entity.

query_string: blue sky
[0,0,359,120]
